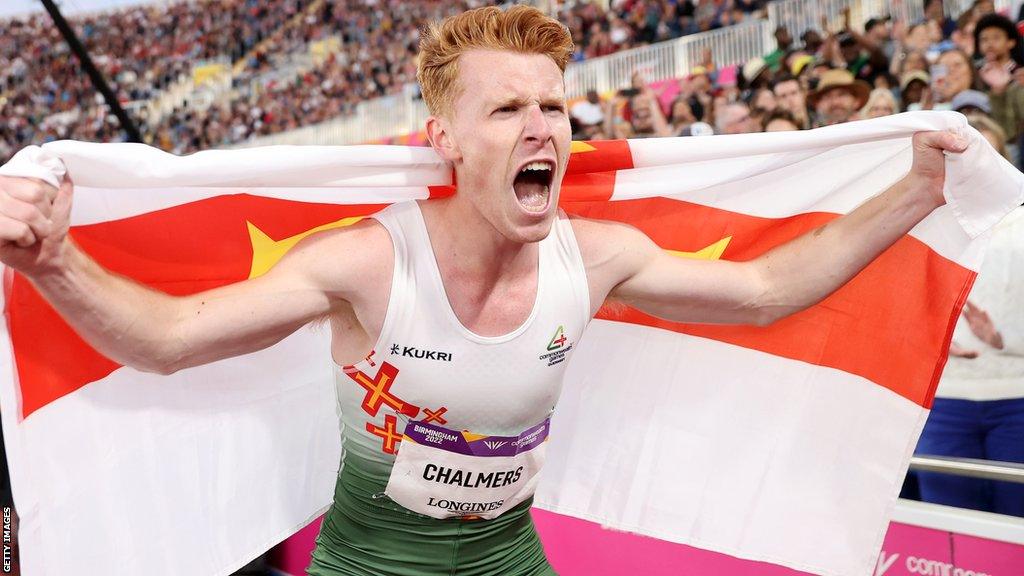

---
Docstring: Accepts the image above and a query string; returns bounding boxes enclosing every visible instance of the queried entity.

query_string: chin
[500,204,558,244]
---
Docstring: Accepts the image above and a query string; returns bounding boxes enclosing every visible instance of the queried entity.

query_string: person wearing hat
[951,89,994,116]
[808,68,870,127]
[742,56,771,91]
[900,70,931,111]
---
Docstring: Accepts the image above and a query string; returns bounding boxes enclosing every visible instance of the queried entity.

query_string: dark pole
[39,0,144,143]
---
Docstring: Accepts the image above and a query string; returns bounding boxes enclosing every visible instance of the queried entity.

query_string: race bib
[384,417,550,520]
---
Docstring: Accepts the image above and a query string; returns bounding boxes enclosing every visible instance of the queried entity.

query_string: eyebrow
[488,95,565,109]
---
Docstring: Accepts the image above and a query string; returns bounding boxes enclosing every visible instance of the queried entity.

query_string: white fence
[241,0,1011,147]
[239,20,772,147]
[564,21,771,98]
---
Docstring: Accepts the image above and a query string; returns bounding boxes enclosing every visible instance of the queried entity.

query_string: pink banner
[272,510,1024,575]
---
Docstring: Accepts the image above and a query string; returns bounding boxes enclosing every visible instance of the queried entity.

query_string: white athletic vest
[332,201,590,514]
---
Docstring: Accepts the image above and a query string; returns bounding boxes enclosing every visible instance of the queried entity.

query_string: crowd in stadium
[575,0,1024,171]
[0,0,777,160]
[0,0,325,161]
[2,0,1024,172]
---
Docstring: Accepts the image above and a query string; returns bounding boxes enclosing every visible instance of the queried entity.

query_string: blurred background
[1,1,1023,575]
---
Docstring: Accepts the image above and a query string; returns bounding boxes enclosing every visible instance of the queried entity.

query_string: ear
[425,115,461,163]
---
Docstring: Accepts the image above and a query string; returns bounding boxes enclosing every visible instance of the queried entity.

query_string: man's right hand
[0,175,73,276]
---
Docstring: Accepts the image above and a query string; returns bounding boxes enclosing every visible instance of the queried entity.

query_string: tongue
[514,181,548,211]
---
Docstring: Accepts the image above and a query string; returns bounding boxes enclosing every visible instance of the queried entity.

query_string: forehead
[775,79,799,92]
[822,87,854,98]
[979,26,1009,39]
[455,49,565,104]
[939,52,969,66]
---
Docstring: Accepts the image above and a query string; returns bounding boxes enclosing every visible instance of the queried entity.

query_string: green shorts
[307,454,557,576]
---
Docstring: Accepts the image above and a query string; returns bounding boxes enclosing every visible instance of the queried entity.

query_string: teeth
[521,161,552,173]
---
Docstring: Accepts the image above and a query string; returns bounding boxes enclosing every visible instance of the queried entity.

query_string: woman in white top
[915,206,1024,517]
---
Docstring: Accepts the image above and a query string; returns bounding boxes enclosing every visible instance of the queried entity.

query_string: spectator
[625,91,671,137]
[925,0,958,40]
[668,97,698,136]
[917,49,977,110]
[826,9,891,88]
[916,202,1024,518]
[858,88,897,119]
[900,70,930,111]
[864,16,897,61]
[772,74,811,129]
[763,109,802,131]
[975,14,1024,165]
[807,69,870,127]
[801,29,824,54]
[715,101,757,134]
[951,89,993,117]
[571,89,605,128]
[764,25,794,72]
[750,88,777,112]
[741,57,771,90]
[969,113,1011,160]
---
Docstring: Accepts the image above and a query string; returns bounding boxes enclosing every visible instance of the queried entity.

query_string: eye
[495,105,518,114]
[543,104,565,113]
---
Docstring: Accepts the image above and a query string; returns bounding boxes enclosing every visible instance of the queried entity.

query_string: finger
[4,179,57,218]
[51,176,74,225]
[917,130,969,153]
[0,194,50,239]
[0,214,37,248]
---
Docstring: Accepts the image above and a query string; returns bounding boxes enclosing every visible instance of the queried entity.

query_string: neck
[419,196,537,280]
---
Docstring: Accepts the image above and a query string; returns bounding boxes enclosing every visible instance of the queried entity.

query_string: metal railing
[240,0,1016,148]
[240,20,771,147]
[565,21,771,98]
[910,456,1024,484]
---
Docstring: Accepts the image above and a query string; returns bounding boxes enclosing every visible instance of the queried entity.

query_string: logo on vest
[390,343,453,362]
[538,325,573,366]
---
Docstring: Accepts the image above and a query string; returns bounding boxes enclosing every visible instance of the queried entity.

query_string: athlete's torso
[309,201,590,575]
[334,200,590,485]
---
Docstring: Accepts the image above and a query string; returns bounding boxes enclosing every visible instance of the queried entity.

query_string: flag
[0,111,1020,576]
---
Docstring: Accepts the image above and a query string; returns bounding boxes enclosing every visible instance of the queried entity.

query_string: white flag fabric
[0,111,1021,576]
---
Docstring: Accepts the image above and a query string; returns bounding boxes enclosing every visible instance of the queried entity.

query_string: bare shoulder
[567,213,657,268]
[567,213,659,311]
[273,216,393,302]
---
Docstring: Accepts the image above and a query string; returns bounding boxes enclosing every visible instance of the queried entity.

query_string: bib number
[385,418,550,520]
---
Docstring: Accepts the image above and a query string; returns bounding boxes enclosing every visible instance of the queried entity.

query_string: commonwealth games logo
[547,325,567,351]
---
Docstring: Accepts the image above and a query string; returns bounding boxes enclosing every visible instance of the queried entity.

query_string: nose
[522,104,553,145]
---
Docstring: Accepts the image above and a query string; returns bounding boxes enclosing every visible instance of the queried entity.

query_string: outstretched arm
[576,131,968,325]
[0,175,374,374]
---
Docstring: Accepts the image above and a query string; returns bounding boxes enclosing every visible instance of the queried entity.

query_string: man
[715,101,758,134]
[0,5,968,575]
[809,68,870,127]
[771,74,810,129]
[764,25,793,72]
[864,16,896,61]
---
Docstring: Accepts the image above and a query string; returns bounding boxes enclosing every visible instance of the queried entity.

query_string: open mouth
[512,160,554,213]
